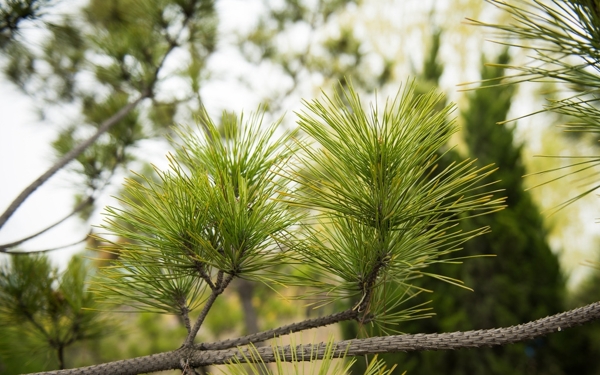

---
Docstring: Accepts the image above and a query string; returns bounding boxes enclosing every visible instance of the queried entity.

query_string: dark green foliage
[393,51,566,374]
[3,38,34,87]
[342,48,572,374]
[420,29,444,88]
[0,255,106,372]
[0,0,53,48]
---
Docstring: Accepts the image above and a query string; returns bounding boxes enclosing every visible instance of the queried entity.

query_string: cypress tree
[418,49,565,375]
[346,50,568,375]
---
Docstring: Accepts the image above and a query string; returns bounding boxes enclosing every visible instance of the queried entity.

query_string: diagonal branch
[0,0,193,232]
[0,196,94,252]
[247,301,600,363]
[0,95,147,231]
[193,301,600,366]
[183,273,234,347]
[31,301,600,375]
[3,231,91,255]
[196,308,359,350]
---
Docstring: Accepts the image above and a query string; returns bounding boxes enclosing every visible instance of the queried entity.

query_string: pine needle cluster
[468,0,600,211]
[91,82,504,350]
[0,255,106,369]
[290,83,505,329]
[92,112,297,317]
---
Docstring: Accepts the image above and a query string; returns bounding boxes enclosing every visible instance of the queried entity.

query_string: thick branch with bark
[33,301,600,375]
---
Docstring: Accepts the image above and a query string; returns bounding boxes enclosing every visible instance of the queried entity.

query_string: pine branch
[178,297,192,335]
[184,273,234,347]
[0,196,93,251]
[195,308,359,350]
[31,301,600,375]
[0,95,146,231]
[2,233,89,255]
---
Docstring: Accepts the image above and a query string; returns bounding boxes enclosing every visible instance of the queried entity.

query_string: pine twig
[0,96,146,231]
[195,308,359,350]
[183,274,234,347]
[3,231,91,255]
[178,297,192,335]
[0,196,94,252]
[0,0,195,231]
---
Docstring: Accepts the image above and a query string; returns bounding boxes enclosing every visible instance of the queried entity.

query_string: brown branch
[31,301,600,375]
[34,349,184,375]
[0,95,147,231]
[195,301,600,365]
[197,265,215,290]
[195,308,359,350]
[187,256,215,290]
[0,196,94,252]
[355,256,386,317]
[181,234,216,291]
[178,297,192,335]
[0,0,194,231]
[183,274,234,347]
[3,231,90,255]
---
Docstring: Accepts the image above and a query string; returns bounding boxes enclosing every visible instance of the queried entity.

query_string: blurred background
[1,0,600,374]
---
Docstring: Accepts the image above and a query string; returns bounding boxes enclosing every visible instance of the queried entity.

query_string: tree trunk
[236,279,261,339]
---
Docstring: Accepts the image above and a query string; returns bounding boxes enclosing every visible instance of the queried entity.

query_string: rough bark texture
[33,301,600,375]
[196,308,358,350]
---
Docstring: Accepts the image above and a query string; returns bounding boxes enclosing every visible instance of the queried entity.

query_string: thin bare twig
[0,95,148,231]
[3,231,91,255]
[0,196,94,252]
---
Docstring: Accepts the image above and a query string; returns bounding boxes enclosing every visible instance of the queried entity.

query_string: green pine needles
[0,255,106,369]
[291,83,505,329]
[468,0,600,212]
[92,82,504,349]
[92,111,297,343]
[220,336,397,375]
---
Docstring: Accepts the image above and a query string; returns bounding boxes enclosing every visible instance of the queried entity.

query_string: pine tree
[2,2,600,374]
[0,255,107,371]
[0,0,52,47]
